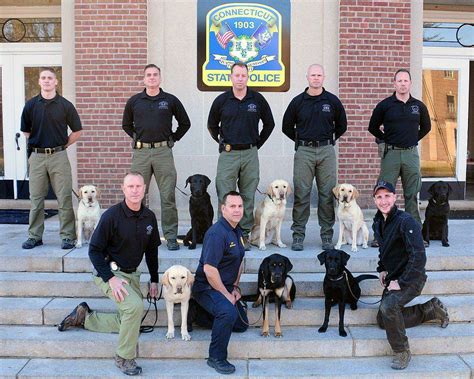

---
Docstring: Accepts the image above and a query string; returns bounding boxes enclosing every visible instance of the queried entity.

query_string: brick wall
[338,0,411,208]
[75,0,147,207]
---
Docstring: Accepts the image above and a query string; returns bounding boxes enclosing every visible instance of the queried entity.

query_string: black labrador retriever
[422,181,451,247]
[317,249,377,337]
[252,253,296,337]
[183,174,214,250]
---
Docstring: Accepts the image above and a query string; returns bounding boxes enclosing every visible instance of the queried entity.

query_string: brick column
[75,0,147,206]
[338,0,411,207]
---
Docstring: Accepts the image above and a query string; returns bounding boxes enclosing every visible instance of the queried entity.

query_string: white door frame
[0,43,61,198]
[423,47,471,183]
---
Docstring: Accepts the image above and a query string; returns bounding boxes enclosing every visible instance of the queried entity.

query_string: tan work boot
[57,302,90,331]
[114,355,143,376]
[391,349,411,370]
[431,297,449,328]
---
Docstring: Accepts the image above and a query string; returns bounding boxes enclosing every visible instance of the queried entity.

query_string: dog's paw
[350,303,358,310]
[181,333,191,341]
[274,332,283,338]
[339,329,347,337]
[335,243,342,249]
[261,331,270,337]
[188,245,196,250]
[351,245,358,252]
[442,242,450,247]
[75,242,82,248]
[277,242,287,248]
[259,244,267,251]
[362,243,368,249]
[285,301,293,309]
[318,326,328,333]
[166,331,175,339]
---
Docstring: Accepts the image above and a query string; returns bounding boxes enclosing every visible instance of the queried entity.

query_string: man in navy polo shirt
[192,191,248,375]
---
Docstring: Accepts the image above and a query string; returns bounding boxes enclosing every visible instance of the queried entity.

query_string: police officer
[368,69,431,226]
[21,67,82,250]
[282,64,347,251]
[208,62,275,250]
[192,191,248,375]
[372,180,449,370]
[122,64,191,251]
[58,172,160,376]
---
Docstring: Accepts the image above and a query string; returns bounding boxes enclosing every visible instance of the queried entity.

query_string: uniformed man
[192,191,248,375]
[208,62,275,250]
[20,67,82,250]
[122,64,191,251]
[372,180,449,370]
[368,69,431,226]
[282,64,347,251]
[58,172,160,376]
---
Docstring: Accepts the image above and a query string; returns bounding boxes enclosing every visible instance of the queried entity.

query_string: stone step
[3,243,474,273]
[2,354,473,378]
[1,323,472,359]
[1,295,472,327]
[1,270,472,298]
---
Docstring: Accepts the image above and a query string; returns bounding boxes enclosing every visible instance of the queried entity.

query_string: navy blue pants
[192,289,248,360]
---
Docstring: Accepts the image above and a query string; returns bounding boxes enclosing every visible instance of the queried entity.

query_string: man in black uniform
[208,62,275,250]
[368,69,431,226]
[122,64,191,251]
[282,64,347,251]
[21,67,82,250]
[58,172,160,376]
[192,191,248,375]
[372,180,449,370]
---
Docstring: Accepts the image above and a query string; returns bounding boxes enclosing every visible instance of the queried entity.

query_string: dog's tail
[355,274,378,283]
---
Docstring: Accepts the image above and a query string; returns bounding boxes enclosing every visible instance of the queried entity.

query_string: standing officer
[21,67,82,250]
[372,180,449,370]
[58,172,160,376]
[122,64,191,251]
[208,62,275,250]
[368,69,431,226]
[192,191,248,375]
[282,64,347,251]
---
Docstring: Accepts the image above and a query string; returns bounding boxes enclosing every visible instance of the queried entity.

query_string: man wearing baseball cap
[372,180,449,370]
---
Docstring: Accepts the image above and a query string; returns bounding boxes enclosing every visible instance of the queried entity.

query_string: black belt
[120,267,137,274]
[386,144,416,150]
[298,139,333,148]
[134,141,167,149]
[223,143,255,152]
[31,146,65,155]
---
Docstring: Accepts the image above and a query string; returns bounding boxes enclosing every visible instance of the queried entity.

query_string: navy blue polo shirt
[193,217,246,293]
[21,93,82,148]
[89,201,160,283]
[368,93,431,148]
[282,88,347,142]
[207,88,275,148]
[122,88,191,143]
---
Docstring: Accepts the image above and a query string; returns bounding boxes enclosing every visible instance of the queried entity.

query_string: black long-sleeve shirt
[282,88,347,142]
[21,93,82,148]
[89,201,160,283]
[368,93,431,148]
[373,205,427,289]
[122,89,191,143]
[207,89,275,149]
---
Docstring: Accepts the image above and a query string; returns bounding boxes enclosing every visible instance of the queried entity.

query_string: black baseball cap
[373,180,395,196]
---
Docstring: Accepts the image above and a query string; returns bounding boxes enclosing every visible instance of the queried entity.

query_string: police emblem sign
[198,0,290,92]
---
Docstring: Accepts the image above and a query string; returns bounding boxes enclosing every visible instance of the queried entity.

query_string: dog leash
[343,272,382,305]
[175,185,190,197]
[234,285,266,327]
[139,284,163,333]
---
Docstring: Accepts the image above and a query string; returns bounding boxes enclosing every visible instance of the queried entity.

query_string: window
[1,18,61,43]
[447,94,456,115]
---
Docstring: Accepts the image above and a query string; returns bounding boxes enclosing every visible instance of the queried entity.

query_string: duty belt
[134,141,167,149]
[223,143,255,152]
[110,261,137,273]
[386,144,416,150]
[31,146,65,155]
[298,139,333,148]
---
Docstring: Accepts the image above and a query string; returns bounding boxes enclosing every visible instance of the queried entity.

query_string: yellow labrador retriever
[161,265,194,341]
[250,179,292,250]
[76,185,101,248]
[333,183,369,252]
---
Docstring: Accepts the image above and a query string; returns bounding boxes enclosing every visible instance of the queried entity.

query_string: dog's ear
[447,182,452,196]
[283,256,293,273]
[186,269,195,287]
[332,185,340,199]
[341,251,351,266]
[286,184,292,196]
[317,251,327,265]
[185,176,192,188]
[160,271,170,286]
[203,175,211,188]
[266,183,273,195]
[261,256,271,278]
[78,187,84,199]
[95,187,101,198]
[352,186,360,200]
[428,183,436,197]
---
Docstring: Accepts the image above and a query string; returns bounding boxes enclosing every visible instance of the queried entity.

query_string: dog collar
[327,274,344,282]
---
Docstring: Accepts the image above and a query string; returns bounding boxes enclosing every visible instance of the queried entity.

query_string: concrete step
[1,323,472,359]
[3,243,474,273]
[1,295,472,327]
[1,270,472,298]
[1,354,473,378]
